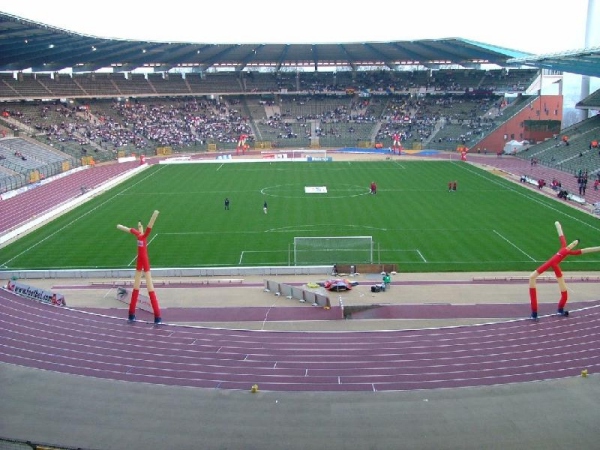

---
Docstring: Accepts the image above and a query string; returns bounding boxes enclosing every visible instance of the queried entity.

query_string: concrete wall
[0,265,333,281]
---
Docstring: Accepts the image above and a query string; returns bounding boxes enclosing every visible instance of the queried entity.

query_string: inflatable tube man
[392,133,402,154]
[236,134,248,155]
[529,221,600,320]
[117,210,162,324]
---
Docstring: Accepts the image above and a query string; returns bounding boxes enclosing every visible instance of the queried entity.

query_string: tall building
[567,0,600,126]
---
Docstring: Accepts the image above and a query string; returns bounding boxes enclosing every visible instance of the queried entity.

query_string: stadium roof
[0,12,533,73]
[508,47,600,79]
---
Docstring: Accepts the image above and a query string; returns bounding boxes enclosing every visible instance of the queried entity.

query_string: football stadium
[1,7,600,450]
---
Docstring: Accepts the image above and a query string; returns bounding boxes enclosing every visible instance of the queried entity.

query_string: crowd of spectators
[373,93,500,148]
[2,98,254,156]
[258,96,379,141]
[1,89,506,154]
[259,113,306,140]
[119,98,251,147]
[0,67,531,153]
[0,87,560,157]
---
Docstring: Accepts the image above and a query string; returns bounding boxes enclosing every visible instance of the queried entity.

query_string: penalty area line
[239,250,276,265]
[493,229,536,261]
[382,248,427,262]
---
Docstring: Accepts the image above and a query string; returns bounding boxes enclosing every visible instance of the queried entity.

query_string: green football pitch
[2,160,600,272]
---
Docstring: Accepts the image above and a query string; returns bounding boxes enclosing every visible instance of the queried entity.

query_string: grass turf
[2,159,600,272]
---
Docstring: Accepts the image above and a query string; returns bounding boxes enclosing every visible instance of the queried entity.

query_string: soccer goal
[293,236,373,265]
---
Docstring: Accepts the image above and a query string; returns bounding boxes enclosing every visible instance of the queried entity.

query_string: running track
[2,288,599,392]
[2,154,599,393]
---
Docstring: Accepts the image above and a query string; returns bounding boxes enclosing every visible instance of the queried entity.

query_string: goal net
[293,236,373,265]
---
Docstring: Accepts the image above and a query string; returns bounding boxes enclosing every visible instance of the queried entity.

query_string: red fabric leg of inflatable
[529,287,538,315]
[149,291,161,320]
[558,290,568,311]
[129,289,140,316]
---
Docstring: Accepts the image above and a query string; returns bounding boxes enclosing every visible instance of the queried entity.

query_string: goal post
[293,236,373,265]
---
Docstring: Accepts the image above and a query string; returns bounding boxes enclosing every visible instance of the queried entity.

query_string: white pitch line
[0,166,166,268]
[457,162,600,233]
[127,233,159,267]
[493,229,536,261]
[416,249,427,262]
[238,250,277,265]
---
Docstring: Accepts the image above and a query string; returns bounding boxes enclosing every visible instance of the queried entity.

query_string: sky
[0,0,594,56]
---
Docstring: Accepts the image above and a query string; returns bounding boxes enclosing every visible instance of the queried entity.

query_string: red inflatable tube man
[236,134,248,154]
[529,221,600,320]
[117,210,162,324]
[391,133,402,154]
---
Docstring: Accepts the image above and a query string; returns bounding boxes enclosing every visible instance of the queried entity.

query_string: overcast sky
[0,1,594,55]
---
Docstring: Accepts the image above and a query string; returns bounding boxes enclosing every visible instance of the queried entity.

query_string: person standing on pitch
[117,210,162,324]
[224,197,230,210]
[263,200,268,214]
[370,181,377,194]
